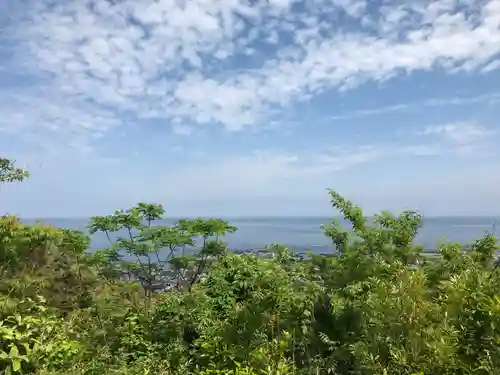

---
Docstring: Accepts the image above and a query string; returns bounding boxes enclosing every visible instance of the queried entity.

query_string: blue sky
[1,0,500,217]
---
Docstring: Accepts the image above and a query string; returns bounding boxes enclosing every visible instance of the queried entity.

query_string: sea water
[22,216,498,254]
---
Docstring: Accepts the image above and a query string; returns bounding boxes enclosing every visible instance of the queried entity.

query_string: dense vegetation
[1,157,500,375]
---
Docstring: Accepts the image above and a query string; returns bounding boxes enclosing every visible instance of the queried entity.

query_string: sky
[0,0,500,218]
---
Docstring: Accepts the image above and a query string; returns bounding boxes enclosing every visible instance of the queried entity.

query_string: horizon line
[19,215,500,220]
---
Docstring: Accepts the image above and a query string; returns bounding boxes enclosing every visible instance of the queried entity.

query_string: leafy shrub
[1,158,500,375]
[0,296,81,374]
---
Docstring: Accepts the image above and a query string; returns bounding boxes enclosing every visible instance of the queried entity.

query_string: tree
[0,158,29,184]
[88,205,237,299]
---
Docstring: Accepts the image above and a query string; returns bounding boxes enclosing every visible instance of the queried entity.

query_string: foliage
[0,296,82,374]
[88,204,236,298]
[1,157,500,374]
[0,158,29,184]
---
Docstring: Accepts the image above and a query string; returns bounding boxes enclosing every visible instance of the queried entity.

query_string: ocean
[22,216,499,254]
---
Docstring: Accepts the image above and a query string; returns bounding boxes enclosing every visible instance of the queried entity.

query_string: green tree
[88,207,237,299]
[2,161,500,375]
[0,158,29,184]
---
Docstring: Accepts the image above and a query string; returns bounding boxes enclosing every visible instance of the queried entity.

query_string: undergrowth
[2,157,500,375]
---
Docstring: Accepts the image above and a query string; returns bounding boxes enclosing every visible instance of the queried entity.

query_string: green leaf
[12,359,21,372]
[8,345,19,357]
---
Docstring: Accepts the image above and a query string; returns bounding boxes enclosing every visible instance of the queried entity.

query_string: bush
[1,158,500,374]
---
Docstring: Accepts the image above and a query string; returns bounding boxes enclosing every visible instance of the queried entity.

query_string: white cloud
[483,59,500,72]
[172,124,195,136]
[147,145,384,202]
[304,146,385,175]
[411,122,494,156]
[401,144,443,157]
[420,122,490,146]
[1,0,500,146]
[0,88,120,156]
[325,92,500,121]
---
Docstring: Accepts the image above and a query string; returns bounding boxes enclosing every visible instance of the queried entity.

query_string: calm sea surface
[22,217,499,254]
